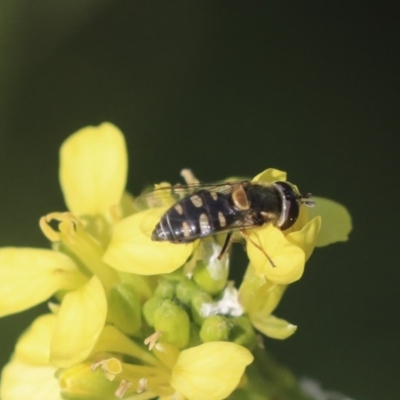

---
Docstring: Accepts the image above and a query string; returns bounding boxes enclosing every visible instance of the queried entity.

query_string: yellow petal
[170,342,253,400]
[103,208,193,275]
[0,358,61,400]
[243,278,286,317]
[0,248,86,317]
[307,197,352,247]
[50,276,107,368]
[238,267,266,312]
[250,314,297,340]
[247,225,305,284]
[252,168,287,183]
[59,122,128,216]
[14,314,57,365]
[286,216,321,260]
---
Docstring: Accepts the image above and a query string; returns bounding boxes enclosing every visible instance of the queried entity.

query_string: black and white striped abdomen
[151,190,237,243]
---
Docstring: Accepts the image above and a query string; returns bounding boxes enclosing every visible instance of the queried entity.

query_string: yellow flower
[1,313,252,400]
[239,265,296,340]
[0,123,138,370]
[0,123,353,400]
[244,168,320,284]
[0,314,61,400]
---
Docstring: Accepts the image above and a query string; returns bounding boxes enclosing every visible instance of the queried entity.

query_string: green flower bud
[154,278,176,299]
[58,362,119,400]
[176,278,201,305]
[193,260,228,295]
[230,316,256,350]
[200,315,231,342]
[143,295,164,327]
[107,282,141,335]
[154,299,190,349]
[190,291,213,325]
[192,238,229,295]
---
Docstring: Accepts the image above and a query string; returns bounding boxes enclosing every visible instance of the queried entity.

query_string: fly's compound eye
[274,181,301,230]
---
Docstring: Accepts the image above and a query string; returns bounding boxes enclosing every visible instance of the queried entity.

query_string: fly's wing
[133,181,249,212]
[133,183,180,211]
[205,209,271,237]
[155,183,268,242]
[157,205,269,243]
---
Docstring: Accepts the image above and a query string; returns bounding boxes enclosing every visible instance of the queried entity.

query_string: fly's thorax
[243,182,302,229]
[244,184,282,216]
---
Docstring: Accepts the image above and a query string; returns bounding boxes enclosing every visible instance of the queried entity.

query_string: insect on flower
[143,170,315,266]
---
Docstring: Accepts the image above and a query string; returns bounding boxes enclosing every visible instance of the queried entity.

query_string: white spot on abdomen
[199,213,210,235]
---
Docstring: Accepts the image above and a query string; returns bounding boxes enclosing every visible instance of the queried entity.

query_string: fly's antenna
[300,192,315,207]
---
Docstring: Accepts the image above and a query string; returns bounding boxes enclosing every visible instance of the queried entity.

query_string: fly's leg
[217,232,233,260]
[241,229,276,267]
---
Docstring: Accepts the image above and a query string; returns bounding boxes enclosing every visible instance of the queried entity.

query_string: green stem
[229,348,313,400]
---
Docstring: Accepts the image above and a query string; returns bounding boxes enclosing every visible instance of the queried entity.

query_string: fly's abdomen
[152,190,236,243]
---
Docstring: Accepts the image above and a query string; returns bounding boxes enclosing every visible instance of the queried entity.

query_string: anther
[144,331,163,351]
[137,378,148,393]
[115,380,133,399]
[91,357,122,381]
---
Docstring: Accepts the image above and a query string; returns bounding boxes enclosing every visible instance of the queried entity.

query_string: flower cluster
[0,123,352,400]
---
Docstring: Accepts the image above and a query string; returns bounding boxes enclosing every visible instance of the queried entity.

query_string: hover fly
[149,172,315,264]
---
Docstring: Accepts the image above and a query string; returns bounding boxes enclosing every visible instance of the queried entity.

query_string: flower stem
[229,347,313,400]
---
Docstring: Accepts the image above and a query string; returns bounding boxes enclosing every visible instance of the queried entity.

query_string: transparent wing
[133,181,249,212]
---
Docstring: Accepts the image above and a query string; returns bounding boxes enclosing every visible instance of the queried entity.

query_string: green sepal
[58,362,118,400]
[230,315,256,350]
[107,282,141,335]
[142,295,164,327]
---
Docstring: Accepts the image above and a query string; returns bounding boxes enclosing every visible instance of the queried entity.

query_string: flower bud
[193,260,228,295]
[176,278,200,305]
[199,315,231,342]
[154,299,190,349]
[192,239,229,295]
[230,316,256,350]
[190,291,213,325]
[143,296,164,327]
[154,278,176,299]
[107,282,141,335]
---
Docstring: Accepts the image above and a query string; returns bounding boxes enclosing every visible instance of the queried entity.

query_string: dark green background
[1,2,398,399]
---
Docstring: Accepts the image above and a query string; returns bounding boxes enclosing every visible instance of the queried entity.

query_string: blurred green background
[0,2,398,399]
